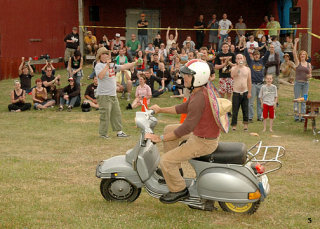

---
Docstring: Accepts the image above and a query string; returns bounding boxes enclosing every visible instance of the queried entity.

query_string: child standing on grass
[259,74,278,132]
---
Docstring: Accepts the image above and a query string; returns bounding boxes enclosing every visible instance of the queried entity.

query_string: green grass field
[0,65,319,228]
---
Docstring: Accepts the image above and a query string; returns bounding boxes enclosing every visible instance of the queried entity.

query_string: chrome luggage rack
[245,141,286,176]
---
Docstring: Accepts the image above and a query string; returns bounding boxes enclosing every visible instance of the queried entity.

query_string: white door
[125,9,160,49]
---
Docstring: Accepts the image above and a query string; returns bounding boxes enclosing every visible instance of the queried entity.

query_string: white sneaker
[117,132,129,138]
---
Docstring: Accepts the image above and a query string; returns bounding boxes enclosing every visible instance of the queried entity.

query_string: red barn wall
[0,0,282,80]
[0,0,78,79]
[297,0,320,67]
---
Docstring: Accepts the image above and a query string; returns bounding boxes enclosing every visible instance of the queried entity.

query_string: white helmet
[180,59,210,89]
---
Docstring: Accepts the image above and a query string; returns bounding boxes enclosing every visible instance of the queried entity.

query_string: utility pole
[78,0,84,56]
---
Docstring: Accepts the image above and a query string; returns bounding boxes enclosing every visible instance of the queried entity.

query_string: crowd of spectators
[9,13,313,134]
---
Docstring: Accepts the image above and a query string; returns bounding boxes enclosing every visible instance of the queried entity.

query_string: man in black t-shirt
[194,15,205,50]
[145,69,164,97]
[18,57,34,93]
[41,66,61,102]
[215,42,236,100]
[137,13,148,51]
[84,76,99,109]
[64,27,79,65]
[150,54,160,76]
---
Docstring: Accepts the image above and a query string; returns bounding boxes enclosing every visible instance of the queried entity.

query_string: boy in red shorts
[259,74,278,132]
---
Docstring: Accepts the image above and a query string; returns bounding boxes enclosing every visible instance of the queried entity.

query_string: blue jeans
[294,81,309,120]
[249,83,263,120]
[138,35,148,51]
[89,69,96,79]
[60,95,80,107]
[218,34,229,51]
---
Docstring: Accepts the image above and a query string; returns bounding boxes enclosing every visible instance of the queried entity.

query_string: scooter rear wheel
[100,179,141,202]
[218,201,260,214]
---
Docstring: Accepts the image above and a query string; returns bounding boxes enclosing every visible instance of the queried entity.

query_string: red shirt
[259,22,269,35]
[174,87,220,138]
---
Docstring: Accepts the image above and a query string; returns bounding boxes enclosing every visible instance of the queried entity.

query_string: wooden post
[78,0,85,56]
[307,0,313,56]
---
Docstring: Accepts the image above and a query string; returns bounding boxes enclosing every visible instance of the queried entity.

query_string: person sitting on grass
[41,66,61,102]
[126,74,152,110]
[18,57,34,94]
[116,70,132,101]
[59,77,80,111]
[280,53,295,85]
[84,76,99,110]
[157,62,172,91]
[67,50,83,85]
[259,74,278,132]
[144,68,165,98]
[8,80,31,112]
[135,50,147,72]
[32,78,55,110]
[115,48,128,65]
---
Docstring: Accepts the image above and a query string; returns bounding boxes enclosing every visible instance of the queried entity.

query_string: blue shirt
[244,48,270,84]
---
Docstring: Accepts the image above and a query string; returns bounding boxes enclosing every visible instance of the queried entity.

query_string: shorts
[263,104,275,119]
[219,78,233,95]
[209,34,218,43]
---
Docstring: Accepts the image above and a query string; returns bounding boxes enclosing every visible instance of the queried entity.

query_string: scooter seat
[193,142,247,164]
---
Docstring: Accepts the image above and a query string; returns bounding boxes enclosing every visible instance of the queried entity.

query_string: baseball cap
[68,77,74,82]
[115,33,120,37]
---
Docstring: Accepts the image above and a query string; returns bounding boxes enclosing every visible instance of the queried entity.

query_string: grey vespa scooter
[96,109,285,214]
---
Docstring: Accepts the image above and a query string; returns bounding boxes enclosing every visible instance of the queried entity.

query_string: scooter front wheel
[218,201,260,214]
[100,179,141,202]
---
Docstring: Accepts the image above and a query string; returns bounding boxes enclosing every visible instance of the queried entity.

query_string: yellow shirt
[116,70,131,84]
[84,36,97,45]
[267,21,280,37]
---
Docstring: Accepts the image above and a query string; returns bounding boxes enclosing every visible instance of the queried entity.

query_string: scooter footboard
[197,167,259,203]
[96,155,143,188]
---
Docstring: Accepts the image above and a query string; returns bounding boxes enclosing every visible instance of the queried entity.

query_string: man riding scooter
[146,59,229,204]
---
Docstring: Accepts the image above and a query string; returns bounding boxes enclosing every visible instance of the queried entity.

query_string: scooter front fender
[197,167,259,203]
[96,155,143,188]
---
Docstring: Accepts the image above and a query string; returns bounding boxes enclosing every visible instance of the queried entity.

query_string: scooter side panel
[136,141,160,182]
[197,167,259,203]
[96,155,143,188]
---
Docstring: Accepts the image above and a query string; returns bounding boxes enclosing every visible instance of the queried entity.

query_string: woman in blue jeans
[293,38,312,121]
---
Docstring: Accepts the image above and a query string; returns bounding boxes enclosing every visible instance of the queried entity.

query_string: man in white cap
[146,59,231,204]
[95,47,139,139]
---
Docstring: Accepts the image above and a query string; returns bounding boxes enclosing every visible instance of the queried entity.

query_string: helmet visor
[180,65,196,76]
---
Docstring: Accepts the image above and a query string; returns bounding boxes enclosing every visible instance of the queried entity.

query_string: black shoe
[159,188,190,204]
[126,103,132,110]
[156,168,163,177]
[300,118,305,122]
[248,119,253,123]
[257,118,263,122]
[227,112,232,118]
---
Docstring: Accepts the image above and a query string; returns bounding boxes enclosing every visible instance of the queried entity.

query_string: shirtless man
[230,54,251,131]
